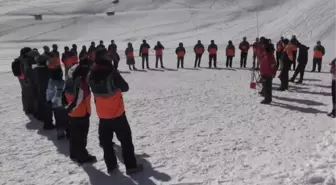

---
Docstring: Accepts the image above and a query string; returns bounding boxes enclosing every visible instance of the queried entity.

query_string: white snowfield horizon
[0,0,335,185]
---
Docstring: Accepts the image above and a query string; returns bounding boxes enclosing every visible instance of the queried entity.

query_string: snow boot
[126,164,144,175]
[289,77,295,82]
[260,100,271,104]
[107,164,119,175]
[77,155,97,165]
[327,110,336,118]
[57,129,66,140]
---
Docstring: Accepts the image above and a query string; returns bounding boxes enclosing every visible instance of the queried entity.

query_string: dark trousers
[155,55,163,68]
[291,51,297,70]
[312,58,322,72]
[280,62,290,89]
[54,108,69,130]
[141,55,149,69]
[209,54,217,68]
[177,57,184,68]
[262,76,273,102]
[240,52,248,68]
[332,80,336,110]
[194,54,202,68]
[99,114,137,170]
[276,51,282,69]
[69,116,90,160]
[292,62,306,81]
[113,60,119,70]
[253,53,259,69]
[36,98,53,125]
[226,56,233,67]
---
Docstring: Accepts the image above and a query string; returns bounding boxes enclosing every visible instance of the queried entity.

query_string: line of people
[11,47,144,175]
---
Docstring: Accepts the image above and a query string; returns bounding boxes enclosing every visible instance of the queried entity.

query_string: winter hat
[20,47,32,57]
[179,42,183,47]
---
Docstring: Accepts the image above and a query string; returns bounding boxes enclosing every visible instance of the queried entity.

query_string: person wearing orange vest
[276,37,284,70]
[278,39,295,91]
[125,43,137,70]
[252,37,260,69]
[48,44,61,70]
[239,37,250,68]
[226,40,235,68]
[311,41,325,72]
[89,48,143,175]
[139,40,151,69]
[64,59,96,164]
[328,58,336,118]
[88,42,96,61]
[62,46,73,80]
[194,40,205,68]
[208,40,218,68]
[176,42,186,69]
[154,41,165,68]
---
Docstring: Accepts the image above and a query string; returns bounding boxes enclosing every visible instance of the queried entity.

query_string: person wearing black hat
[176,42,186,68]
[89,49,143,175]
[139,40,151,69]
[125,43,137,70]
[208,40,218,68]
[194,40,204,68]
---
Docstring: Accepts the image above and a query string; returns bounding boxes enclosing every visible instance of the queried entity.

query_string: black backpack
[11,58,22,77]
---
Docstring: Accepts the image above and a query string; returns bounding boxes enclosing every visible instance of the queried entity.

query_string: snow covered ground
[0,0,335,184]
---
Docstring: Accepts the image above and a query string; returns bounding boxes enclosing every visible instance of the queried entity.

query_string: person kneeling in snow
[46,67,69,139]
[259,39,277,104]
[328,58,336,118]
[89,50,143,175]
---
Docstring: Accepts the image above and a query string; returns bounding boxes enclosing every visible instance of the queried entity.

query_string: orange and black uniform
[290,38,301,70]
[139,43,151,69]
[125,46,136,70]
[154,43,165,68]
[312,45,325,72]
[89,61,138,172]
[175,45,186,68]
[49,50,61,69]
[194,43,204,68]
[279,42,295,90]
[208,43,218,68]
[276,40,284,69]
[226,44,235,68]
[64,63,94,163]
[239,41,250,68]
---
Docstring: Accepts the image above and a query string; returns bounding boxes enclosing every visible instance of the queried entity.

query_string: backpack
[11,58,22,77]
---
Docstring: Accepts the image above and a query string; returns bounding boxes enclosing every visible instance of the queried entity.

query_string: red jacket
[260,52,277,77]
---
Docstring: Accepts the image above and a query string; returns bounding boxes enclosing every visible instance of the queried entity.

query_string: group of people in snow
[11,46,144,175]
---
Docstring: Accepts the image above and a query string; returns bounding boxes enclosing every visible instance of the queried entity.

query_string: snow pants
[19,79,37,115]
[253,53,259,69]
[69,116,90,160]
[177,57,184,68]
[332,80,336,110]
[240,52,248,68]
[226,56,233,67]
[98,114,137,171]
[194,54,202,68]
[312,58,322,72]
[292,62,307,81]
[141,54,149,69]
[113,60,119,70]
[280,61,290,90]
[155,55,163,68]
[262,76,273,102]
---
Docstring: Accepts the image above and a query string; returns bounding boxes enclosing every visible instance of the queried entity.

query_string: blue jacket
[46,79,66,108]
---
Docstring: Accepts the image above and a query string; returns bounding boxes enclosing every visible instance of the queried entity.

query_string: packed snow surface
[0,0,335,184]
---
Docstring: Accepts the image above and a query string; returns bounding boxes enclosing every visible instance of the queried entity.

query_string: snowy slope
[0,0,335,185]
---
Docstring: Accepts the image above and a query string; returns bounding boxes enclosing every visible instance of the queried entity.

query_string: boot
[126,164,144,175]
[260,99,271,104]
[57,129,66,140]
[77,154,97,165]
[289,77,295,82]
[107,164,119,175]
[295,79,303,84]
[327,109,336,118]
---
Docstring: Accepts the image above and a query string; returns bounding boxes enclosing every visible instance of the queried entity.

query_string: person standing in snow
[88,42,96,61]
[289,44,310,84]
[70,44,79,66]
[252,37,260,69]
[79,45,88,60]
[64,59,96,164]
[49,44,61,70]
[176,42,186,69]
[226,40,235,68]
[97,40,106,50]
[259,39,277,104]
[125,43,137,70]
[208,40,218,68]
[278,39,295,91]
[62,46,72,80]
[46,67,69,139]
[33,54,55,129]
[276,37,284,70]
[108,40,120,70]
[239,37,250,68]
[311,41,325,72]
[290,35,300,70]
[154,41,165,68]
[89,49,143,175]
[194,40,204,68]
[139,40,151,69]
[328,58,336,118]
